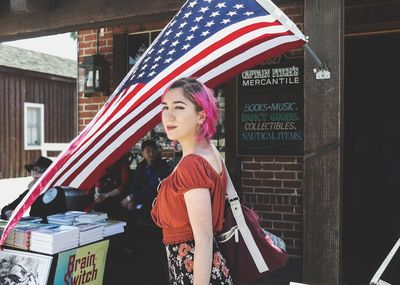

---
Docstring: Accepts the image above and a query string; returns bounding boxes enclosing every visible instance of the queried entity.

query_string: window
[127,30,161,71]
[24,103,44,150]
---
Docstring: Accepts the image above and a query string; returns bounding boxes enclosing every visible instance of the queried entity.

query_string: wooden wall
[0,67,77,178]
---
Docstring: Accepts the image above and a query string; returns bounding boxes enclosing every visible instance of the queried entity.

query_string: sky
[3,32,77,60]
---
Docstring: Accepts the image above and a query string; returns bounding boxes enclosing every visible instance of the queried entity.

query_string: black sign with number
[237,56,304,156]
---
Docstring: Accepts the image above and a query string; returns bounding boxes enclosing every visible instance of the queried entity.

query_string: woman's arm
[184,188,213,285]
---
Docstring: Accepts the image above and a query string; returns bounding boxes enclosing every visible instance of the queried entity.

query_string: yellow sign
[54,240,109,285]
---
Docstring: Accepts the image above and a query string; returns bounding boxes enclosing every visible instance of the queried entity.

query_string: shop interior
[343,33,399,285]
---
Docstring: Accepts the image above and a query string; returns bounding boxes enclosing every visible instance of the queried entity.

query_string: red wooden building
[0,44,77,178]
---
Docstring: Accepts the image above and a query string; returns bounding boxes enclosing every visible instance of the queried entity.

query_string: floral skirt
[166,240,233,285]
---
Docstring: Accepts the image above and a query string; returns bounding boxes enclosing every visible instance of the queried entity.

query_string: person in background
[118,140,171,284]
[92,154,130,218]
[121,139,171,221]
[1,156,54,220]
[151,78,233,284]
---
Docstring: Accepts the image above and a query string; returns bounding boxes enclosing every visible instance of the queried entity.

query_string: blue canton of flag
[130,0,268,83]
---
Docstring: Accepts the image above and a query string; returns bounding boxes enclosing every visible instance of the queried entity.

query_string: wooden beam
[303,0,344,284]
[345,0,400,35]
[0,0,184,42]
[9,0,57,14]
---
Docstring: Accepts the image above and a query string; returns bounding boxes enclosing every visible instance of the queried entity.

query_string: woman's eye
[175,106,184,110]
[161,106,168,110]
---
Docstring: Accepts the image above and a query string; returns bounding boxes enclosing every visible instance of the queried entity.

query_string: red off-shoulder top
[151,154,227,244]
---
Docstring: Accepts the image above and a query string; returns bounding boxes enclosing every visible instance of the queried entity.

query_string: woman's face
[161,87,203,142]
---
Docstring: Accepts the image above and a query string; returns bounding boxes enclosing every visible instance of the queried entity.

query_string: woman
[151,78,233,284]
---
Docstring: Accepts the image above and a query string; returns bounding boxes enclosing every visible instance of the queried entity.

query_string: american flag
[1,0,306,245]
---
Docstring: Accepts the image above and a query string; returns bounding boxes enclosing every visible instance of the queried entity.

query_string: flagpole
[255,0,306,42]
[304,43,331,80]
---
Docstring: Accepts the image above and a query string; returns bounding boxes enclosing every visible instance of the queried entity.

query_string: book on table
[29,225,80,254]
[73,222,104,245]
[75,211,108,223]
[0,220,51,250]
[96,219,127,237]
[47,211,87,225]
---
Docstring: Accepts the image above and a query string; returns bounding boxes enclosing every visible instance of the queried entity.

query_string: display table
[1,239,109,285]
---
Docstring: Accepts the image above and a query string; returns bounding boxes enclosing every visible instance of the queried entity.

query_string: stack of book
[30,225,80,254]
[75,211,108,224]
[97,219,127,237]
[47,211,87,225]
[73,223,104,246]
[0,219,48,250]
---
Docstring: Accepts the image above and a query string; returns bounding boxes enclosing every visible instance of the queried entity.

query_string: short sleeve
[174,155,215,194]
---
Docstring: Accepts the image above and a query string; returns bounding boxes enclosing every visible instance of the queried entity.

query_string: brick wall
[76,1,306,257]
[77,28,114,132]
[241,156,304,256]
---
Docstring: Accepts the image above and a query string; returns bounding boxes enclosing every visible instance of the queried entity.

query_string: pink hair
[162,77,219,140]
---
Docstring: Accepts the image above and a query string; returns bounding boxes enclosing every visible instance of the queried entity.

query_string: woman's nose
[162,109,174,122]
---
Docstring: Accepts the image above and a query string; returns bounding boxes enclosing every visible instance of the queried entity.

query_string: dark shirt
[129,157,171,212]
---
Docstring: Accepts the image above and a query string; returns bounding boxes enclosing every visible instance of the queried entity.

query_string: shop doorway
[343,33,400,284]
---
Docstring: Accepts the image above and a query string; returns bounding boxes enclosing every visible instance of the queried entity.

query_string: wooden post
[303,0,344,284]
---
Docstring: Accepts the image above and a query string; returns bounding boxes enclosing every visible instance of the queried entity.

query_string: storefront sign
[237,56,304,156]
[54,239,109,285]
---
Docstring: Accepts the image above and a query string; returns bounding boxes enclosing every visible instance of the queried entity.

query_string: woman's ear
[197,111,206,125]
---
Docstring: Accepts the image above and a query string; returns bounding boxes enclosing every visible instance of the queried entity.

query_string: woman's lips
[166,126,177,131]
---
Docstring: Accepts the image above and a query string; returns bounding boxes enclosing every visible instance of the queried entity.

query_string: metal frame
[370,238,400,285]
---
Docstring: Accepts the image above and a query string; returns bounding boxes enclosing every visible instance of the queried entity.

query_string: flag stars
[216,2,226,8]
[138,72,145,78]
[165,58,173,63]
[161,39,169,46]
[171,40,180,47]
[168,49,176,55]
[233,4,244,9]
[150,63,159,70]
[204,0,212,3]
[201,30,210,37]
[148,48,155,54]
[227,11,237,16]
[194,16,204,22]
[154,56,162,62]
[210,11,220,17]
[175,31,183,38]
[169,20,177,27]
[141,64,148,70]
[183,11,192,19]
[244,11,254,16]
[179,21,188,29]
[182,44,191,50]
[144,57,151,63]
[221,18,231,24]
[165,30,172,36]
[148,71,156,77]
[157,47,165,54]
[205,20,215,27]
[199,7,209,13]
[186,34,195,41]
[188,0,197,8]
[190,25,199,32]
